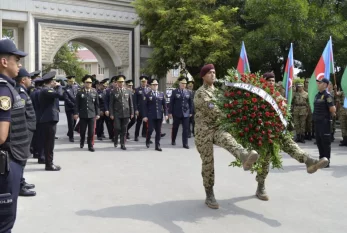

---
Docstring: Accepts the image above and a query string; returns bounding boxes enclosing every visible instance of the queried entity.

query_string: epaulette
[19,87,25,93]
[0,78,8,84]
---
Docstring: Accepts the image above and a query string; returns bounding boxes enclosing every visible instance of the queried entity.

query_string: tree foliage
[135,0,347,85]
[43,43,88,83]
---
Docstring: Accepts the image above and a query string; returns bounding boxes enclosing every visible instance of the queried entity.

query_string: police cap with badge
[150,79,159,85]
[82,75,93,83]
[139,75,149,82]
[125,80,134,86]
[42,71,57,82]
[316,78,329,85]
[29,70,41,79]
[115,75,126,82]
[178,76,188,84]
[66,75,75,80]
[0,39,28,57]
[15,68,31,81]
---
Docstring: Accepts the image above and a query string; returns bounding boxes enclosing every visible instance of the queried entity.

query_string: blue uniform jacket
[63,85,78,112]
[135,86,151,114]
[38,86,64,123]
[168,88,193,118]
[143,90,167,119]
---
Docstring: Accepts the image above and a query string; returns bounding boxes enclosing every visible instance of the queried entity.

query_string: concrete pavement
[14,112,347,233]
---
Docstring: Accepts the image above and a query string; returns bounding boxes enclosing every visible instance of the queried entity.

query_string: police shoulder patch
[0,78,7,84]
[143,96,146,100]
[0,96,11,111]
[327,97,333,103]
[48,90,53,93]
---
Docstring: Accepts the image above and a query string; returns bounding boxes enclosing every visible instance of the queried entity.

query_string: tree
[2,28,14,40]
[43,43,88,83]
[134,0,242,78]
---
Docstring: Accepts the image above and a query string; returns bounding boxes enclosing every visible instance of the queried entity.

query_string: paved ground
[14,112,347,233]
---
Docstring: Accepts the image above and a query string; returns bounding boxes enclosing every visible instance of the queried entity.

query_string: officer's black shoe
[38,159,45,164]
[188,135,192,138]
[146,142,150,148]
[300,135,305,143]
[183,145,190,149]
[339,137,347,146]
[55,136,59,139]
[160,133,166,137]
[97,137,103,141]
[121,145,127,150]
[80,143,84,149]
[45,164,61,171]
[149,140,153,144]
[102,134,106,139]
[114,143,118,148]
[88,147,95,152]
[155,145,162,151]
[23,181,35,190]
[171,141,176,146]
[307,132,312,141]
[19,187,36,197]
[135,137,139,141]
[69,138,74,142]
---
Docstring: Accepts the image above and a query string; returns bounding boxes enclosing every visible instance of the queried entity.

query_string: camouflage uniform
[292,89,309,142]
[194,84,249,188]
[337,92,347,146]
[304,85,313,139]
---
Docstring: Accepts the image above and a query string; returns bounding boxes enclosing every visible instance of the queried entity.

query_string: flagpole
[330,36,337,88]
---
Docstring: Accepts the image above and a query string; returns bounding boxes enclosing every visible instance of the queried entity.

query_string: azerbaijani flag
[237,41,250,75]
[282,43,294,108]
[341,66,347,108]
[308,37,335,111]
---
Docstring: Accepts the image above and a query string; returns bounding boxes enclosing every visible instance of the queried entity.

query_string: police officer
[74,75,100,152]
[143,79,168,151]
[96,79,107,140]
[126,80,137,139]
[39,71,63,171]
[14,68,37,196]
[134,75,151,141]
[63,75,78,142]
[187,80,195,138]
[27,70,41,95]
[104,78,115,141]
[0,39,29,232]
[169,77,193,149]
[109,75,134,150]
[313,78,336,167]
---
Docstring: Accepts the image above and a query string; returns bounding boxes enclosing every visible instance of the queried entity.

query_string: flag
[282,43,294,108]
[341,66,347,108]
[237,41,250,75]
[308,37,335,111]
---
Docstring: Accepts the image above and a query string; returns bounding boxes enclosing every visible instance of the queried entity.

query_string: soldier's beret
[263,72,275,80]
[200,64,215,78]
[150,79,159,85]
[42,71,57,81]
[139,75,149,82]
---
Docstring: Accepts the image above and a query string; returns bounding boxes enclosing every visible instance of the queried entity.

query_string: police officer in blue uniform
[15,68,37,197]
[143,79,168,151]
[187,80,195,138]
[109,75,134,150]
[63,75,78,142]
[27,70,41,95]
[0,39,29,232]
[39,71,63,171]
[126,80,137,139]
[74,75,100,152]
[134,75,151,141]
[313,78,336,168]
[169,77,193,149]
[104,79,115,141]
[96,79,107,140]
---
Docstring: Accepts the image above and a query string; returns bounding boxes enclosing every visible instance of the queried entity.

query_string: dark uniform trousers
[172,116,189,145]
[0,158,23,233]
[96,115,105,138]
[105,116,114,139]
[41,122,57,166]
[314,119,331,160]
[147,118,162,145]
[135,113,147,137]
[188,115,195,137]
[31,126,39,158]
[36,123,45,162]
[127,116,136,136]
[80,118,95,147]
[20,130,34,187]
[114,118,129,145]
[66,110,76,139]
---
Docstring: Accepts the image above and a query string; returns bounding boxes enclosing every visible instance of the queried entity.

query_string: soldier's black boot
[300,134,306,143]
[305,157,329,174]
[155,144,162,151]
[205,187,219,209]
[307,132,312,141]
[339,136,347,146]
[256,182,269,201]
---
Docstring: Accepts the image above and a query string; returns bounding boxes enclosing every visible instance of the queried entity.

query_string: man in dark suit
[38,71,63,171]
[143,79,168,151]
[74,75,100,152]
[109,75,134,150]
[134,75,151,141]
[169,77,193,149]
[126,80,137,139]
[187,80,195,138]
[63,75,78,142]
[96,79,107,140]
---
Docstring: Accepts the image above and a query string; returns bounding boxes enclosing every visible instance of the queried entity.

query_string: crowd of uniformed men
[0,38,346,229]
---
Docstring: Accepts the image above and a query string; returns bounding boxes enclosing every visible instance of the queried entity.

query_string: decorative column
[0,10,3,39]
[24,12,35,72]
[134,24,141,86]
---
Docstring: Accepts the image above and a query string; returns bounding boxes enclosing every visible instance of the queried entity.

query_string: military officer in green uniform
[292,82,309,143]
[109,75,134,150]
[74,75,100,152]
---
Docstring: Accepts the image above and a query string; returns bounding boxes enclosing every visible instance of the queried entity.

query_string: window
[172,68,180,77]
[84,64,91,73]
[98,64,105,75]
[2,28,17,45]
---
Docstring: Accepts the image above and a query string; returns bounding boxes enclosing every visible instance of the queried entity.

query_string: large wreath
[214,70,293,172]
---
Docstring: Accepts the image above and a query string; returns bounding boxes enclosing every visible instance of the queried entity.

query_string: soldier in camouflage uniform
[292,83,309,143]
[336,91,347,146]
[194,64,260,209]
[304,78,313,140]
[255,73,329,201]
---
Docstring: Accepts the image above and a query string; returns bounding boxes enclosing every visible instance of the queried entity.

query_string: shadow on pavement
[270,165,347,178]
[76,196,281,233]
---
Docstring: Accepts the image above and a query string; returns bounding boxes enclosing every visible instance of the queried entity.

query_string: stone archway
[39,22,133,79]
